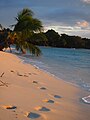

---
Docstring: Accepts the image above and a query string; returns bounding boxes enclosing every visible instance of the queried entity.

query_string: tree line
[0,8,90,56]
[0,27,90,53]
[0,8,44,56]
[43,29,90,49]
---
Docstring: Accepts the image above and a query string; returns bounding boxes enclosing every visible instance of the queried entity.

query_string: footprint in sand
[40,87,47,90]
[43,99,54,104]
[11,70,29,77]
[48,94,62,99]
[54,95,62,99]
[24,75,28,77]
[17,72,29,77]
[2,105,17,110]
[2,105,19,119]
[17,72,23,76]
[35,106,50,112]
[27,112,41,119]
[10,70,14,73]
[28,73,32,75]
[33,81,38,84]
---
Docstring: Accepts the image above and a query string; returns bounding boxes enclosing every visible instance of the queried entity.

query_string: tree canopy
[13,8,45,56]
[0,8,47,55]
[14,8,43,32]
[0,8,90,52]
[43,29,90,49]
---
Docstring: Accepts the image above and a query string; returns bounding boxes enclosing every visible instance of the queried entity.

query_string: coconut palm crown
[14,8,43,56]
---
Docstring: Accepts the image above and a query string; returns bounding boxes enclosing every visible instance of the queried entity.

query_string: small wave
[82,95,90,104]
[14,47,90,92]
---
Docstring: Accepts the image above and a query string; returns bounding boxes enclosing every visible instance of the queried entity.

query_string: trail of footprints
[11,70,38,77]
[1,70,62,119]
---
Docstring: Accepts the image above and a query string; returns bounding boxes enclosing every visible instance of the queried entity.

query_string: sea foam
[82,95,90,104]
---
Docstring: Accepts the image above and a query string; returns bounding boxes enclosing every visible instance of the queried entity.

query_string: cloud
[77,21,89,28]
[45,24,90,38]
[82,0,90,4]
[0,0,90,38]
[42,7,90,28]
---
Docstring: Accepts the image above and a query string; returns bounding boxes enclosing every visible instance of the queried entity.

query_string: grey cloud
[81,0,90,4]
[0,0,84,8]
[43,8,90,25]
[0,0,90,38]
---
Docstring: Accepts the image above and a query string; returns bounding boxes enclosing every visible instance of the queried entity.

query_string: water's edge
[12,47,90,104]
[17,54,90,105]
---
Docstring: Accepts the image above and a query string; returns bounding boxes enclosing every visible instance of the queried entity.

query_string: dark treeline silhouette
[0,28,90,50]
[0,8,45,56]
[44,29,90,49]
[0,28,13,51]
[27,29,90,49]
[0,7,90,52]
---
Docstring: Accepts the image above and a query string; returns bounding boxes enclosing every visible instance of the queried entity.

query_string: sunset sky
[0,0,90,38]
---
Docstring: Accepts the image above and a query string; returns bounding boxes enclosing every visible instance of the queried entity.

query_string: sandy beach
[0,51,90,120]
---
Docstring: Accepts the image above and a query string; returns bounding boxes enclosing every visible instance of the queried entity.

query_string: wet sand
[0,51,90,120]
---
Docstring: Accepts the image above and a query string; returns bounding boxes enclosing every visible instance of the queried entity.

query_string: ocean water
[18,47,90,92]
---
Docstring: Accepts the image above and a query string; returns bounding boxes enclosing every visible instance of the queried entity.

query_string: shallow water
[15,47,90,104]
[18,47,90,92]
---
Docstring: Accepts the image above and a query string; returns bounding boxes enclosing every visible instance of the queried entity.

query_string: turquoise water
[18,47,90,92]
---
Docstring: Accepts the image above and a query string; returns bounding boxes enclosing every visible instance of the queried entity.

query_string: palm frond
[13,8,43,56]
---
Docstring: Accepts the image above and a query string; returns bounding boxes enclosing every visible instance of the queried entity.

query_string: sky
[0,0,90,38]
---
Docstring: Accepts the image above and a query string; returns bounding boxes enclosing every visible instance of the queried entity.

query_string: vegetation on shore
[0,8,46,56]
[44,29,90,49]
[0,8,90,55]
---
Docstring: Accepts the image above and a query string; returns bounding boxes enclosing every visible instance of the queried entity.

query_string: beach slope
[0,51,90,120]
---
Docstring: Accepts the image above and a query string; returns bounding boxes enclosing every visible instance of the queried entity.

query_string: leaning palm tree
[14,8,43,56]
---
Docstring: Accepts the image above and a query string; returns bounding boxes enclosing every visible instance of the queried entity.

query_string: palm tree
[13,8,43,56]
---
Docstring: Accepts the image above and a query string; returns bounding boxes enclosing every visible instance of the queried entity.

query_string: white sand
[0,51,90,120]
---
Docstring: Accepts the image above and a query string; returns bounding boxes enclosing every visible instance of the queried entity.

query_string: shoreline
[16,47,90,92]
[15,53,83,93]
[17,54,90,104]
[0,51,90,120]
[23,60,81,90]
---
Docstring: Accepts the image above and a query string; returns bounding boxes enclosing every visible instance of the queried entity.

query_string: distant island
[41,29,90,49]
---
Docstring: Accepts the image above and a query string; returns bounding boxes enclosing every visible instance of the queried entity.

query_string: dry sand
[0,51,90,120]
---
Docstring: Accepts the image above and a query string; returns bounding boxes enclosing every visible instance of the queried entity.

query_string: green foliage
[0,22,90,52]
[28,32,48,46]
[14,8,43,32]
[15,32,41,56]
[0,28,12,51]
[17,8,34,20]
[14,8,44,56]
[44,29,60,47]
[0,8,46,55]
[43,29,90,49]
